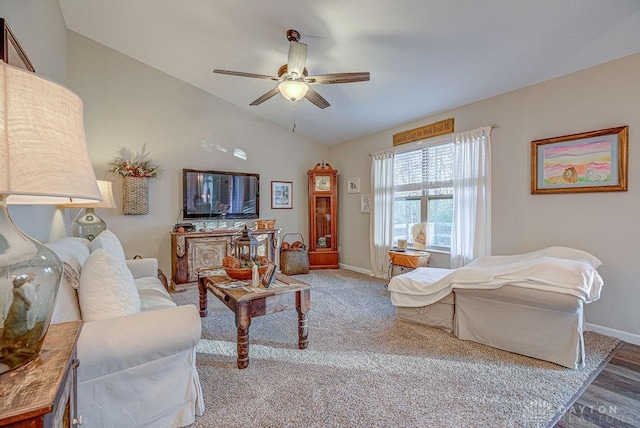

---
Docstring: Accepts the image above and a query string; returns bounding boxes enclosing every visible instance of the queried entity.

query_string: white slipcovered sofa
[47,231,204,427]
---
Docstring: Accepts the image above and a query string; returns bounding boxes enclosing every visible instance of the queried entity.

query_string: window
[393,143,454,250]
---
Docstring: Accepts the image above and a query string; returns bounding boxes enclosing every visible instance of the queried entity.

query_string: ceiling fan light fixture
[213,29,368,109]
[278,80,309,102]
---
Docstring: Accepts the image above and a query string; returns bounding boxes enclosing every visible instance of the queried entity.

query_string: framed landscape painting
[531,126,628,194]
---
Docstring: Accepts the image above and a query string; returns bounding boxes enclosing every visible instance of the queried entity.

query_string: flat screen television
[182,169,259,219]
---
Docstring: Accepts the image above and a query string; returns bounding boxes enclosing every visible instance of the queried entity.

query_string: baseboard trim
[339,263,373,275]
[585,323,640,345]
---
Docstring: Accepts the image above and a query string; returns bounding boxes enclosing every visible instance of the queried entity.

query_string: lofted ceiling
[58,0,640,146]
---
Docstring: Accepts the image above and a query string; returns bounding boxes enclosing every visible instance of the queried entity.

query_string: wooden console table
[171,228,281,287]
[0,321,82,427]
[388,249,431,278]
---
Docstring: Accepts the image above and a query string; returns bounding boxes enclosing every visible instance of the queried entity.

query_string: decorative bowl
[224,265,267,280]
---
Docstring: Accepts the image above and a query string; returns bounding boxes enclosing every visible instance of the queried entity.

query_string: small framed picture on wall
[271,181,292,209]
[347,178,360,194]
[360,195,371,213]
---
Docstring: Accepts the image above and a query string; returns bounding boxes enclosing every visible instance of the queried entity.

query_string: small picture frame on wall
[347,178,360,194]
[360,195,371,214]
[531,126,628,194]
[271,181,292,209]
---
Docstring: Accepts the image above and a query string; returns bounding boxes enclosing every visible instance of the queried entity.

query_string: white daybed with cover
[388,247,604,369]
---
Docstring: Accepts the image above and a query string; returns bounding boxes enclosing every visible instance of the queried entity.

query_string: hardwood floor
[554,342,640,427]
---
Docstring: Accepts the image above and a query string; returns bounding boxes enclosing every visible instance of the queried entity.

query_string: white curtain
[369,150,395,278]
[450,126,492,268]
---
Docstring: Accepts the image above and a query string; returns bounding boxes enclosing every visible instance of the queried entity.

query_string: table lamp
[60,180,117,241]
[0,62,101,374]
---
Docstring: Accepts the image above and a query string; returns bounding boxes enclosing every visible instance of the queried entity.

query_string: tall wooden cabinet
[307,162,339,269]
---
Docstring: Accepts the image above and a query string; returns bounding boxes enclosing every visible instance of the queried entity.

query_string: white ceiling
[58,0,640,146]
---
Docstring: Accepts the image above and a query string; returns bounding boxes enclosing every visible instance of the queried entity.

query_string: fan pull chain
[292,104,297,133]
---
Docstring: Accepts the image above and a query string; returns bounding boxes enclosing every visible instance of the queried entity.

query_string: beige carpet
[172,269,619,428]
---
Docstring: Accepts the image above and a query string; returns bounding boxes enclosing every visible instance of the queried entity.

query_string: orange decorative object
[256,256,270,266]
[224,266,267,280]
[222,256,241,269]
[256,219,276,229]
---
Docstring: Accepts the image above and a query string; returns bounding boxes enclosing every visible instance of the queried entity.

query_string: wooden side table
[388,249,431,278]
[0,321,82,427]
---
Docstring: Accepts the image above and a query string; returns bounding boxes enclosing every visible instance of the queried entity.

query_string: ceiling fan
[213,29,370,109]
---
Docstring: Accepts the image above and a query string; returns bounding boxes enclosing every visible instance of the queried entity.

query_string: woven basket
[279,233,309,275]
[122,176,149,215]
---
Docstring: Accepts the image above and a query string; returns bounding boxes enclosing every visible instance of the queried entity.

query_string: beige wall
[330,53,640,337]
[66,32,328,276]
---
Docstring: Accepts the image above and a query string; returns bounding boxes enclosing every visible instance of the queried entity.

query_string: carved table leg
[198,276,208,317]
[235,302,251,369]
[297,289,311,349]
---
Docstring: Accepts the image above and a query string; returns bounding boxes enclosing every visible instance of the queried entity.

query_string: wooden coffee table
[198,272,311,369]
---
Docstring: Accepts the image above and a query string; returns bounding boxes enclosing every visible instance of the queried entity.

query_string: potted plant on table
[109,143,161,215]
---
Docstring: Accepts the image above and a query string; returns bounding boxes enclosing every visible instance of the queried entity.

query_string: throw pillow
[78,248,141,321]
[90,230,126,262]
[46,238,90,274]
[538,246,602,269]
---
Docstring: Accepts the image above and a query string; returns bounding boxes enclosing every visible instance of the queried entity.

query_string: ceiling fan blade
[287,41,308,78]
[306,72,370,84]
[249,87,281,106]
[213,69,280,81]
[304,87,330,109]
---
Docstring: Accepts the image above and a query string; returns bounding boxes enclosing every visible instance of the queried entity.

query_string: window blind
[394,143,454,194]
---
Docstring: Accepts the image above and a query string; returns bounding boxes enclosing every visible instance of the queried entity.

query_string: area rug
[172,269,619,428]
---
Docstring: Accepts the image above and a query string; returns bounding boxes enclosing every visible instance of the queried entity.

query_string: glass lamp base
[0,201,62,374]
[71,207,107,241]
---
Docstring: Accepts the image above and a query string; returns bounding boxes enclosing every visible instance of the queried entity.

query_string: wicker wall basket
[122,176,149,215]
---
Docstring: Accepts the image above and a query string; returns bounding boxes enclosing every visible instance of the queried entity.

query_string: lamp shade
[278,80,309,102]
[0,62,99,374]
[59,180,117,209]
[0,62,101,204]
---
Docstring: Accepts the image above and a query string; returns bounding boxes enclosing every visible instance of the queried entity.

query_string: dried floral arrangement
[109,143,161,178]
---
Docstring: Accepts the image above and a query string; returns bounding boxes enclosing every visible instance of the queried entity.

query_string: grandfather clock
[307,161,339,269]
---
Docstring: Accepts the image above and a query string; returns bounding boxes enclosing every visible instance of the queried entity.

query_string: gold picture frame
[1,18,35,72]
[531,126,628,194]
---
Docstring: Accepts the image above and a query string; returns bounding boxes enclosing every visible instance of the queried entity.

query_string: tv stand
[170,228,281,287]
